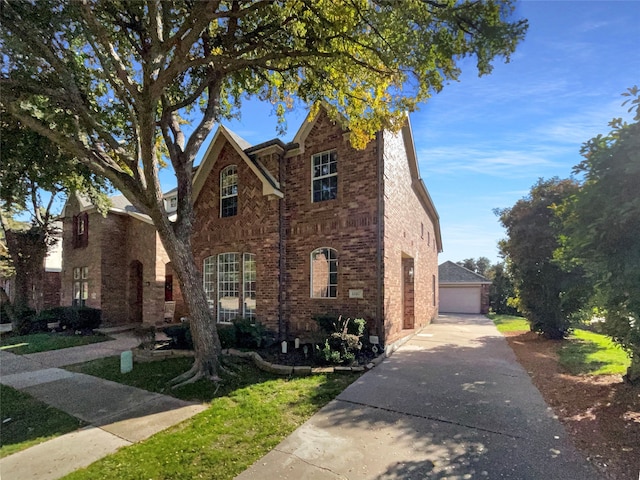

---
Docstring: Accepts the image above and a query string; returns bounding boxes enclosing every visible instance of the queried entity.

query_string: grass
[487,313,530,333]
[0,384,86,458]
[488,313,631,376]
[63,356,360,479]
[0,332,111,355]
[559,328,631,375]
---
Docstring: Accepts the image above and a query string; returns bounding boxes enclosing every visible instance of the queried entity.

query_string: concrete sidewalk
[236,314,601,480]
[0,332,207,480]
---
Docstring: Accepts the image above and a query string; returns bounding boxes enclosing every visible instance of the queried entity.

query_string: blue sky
[165,1,640,265]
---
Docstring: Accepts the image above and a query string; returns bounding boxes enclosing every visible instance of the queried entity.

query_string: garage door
[439,286,481,314]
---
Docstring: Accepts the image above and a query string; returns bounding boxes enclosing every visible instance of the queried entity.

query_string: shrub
[163,323,193,350]
[58,307,102,331]
[217,323,236,349]
[13,308,36,335]
[232,317,266,348]
[315,317,366,365]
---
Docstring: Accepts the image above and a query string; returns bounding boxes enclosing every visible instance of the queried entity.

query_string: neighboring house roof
[60,192,160,225]
[193,125,284,201]
[439,261,492,285]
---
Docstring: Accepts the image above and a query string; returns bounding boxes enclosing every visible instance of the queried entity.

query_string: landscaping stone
[293,366,312,376]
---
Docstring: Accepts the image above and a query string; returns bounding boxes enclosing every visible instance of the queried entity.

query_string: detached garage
[438,261,491,314]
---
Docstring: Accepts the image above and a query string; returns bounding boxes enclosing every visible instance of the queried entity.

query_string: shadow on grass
[559,339,607,375]
[0,384,86,458]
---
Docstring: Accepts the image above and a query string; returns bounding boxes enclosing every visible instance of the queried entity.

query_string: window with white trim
[220,165,238,217]
[312,150,337,202]
[203,257,216,311]
[217,252,240,322]
[72,266,88,307]
[310,248,338,298]
[243,253,256,321]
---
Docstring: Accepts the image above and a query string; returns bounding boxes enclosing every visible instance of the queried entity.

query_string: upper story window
[73,213,89,248]
[220,165,238,217]
[311,247,338,298]
[312,150,337,202]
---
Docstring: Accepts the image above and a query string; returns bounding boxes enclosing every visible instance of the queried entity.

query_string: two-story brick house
[60,193,184,326]
[191,108,442,349]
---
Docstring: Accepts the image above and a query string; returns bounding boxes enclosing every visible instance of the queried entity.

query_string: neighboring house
[438,261,491,314]
[0,221,62,312]
[60,194,183,326]
[191,107,443,349]
[41,221,62,309]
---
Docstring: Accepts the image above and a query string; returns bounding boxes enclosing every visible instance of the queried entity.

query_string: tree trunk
[3,228,48,333]
[624,349,640,385]
[155,223,222,386]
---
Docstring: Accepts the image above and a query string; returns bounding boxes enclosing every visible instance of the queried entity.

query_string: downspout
[376,131,384,343]
[278,153,287,341]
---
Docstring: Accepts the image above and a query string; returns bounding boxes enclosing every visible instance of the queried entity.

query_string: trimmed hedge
[41,306,102,331]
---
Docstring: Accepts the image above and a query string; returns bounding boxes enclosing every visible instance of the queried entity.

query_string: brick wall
[42,271,61,308]
[381,129,439,345]
[62,196,169,327]
[283,111,380,338]
[61,196,103,312]
[192,142,282,330]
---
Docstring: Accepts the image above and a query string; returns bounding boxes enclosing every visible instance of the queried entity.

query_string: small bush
[315,317,366,365]
[29,315,50,333]
[163,323,193,350]
[13,308,36,335]
[58,307,102,331]
[217,324,236,349]
[232,317,266,349]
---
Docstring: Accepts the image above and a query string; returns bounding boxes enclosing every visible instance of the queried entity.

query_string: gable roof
[60,193,154,225]
[193,125,283,201]
[439,261,491,284]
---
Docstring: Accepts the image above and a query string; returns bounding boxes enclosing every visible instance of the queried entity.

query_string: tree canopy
[558,87,640,382]
[496,178,591,339]
[1,0,528,384]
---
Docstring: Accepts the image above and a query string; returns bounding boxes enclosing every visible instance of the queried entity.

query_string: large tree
[558,87,640,383]
[0,114,108,332]
[1,0,527,385]
[496,178,591,339]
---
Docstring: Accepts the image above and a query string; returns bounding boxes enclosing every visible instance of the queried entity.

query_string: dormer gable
[193,126,283,202]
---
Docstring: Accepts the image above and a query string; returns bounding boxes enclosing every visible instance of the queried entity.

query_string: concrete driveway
[236,314,600,479]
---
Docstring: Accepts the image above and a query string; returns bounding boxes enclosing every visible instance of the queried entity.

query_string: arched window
[220,165,238,217]
[310,248,338,298]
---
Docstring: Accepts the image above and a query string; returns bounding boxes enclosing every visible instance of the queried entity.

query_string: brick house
[191,108,442,350]
[60,194,183,326]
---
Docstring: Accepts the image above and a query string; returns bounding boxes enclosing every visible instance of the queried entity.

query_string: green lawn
[63,356,360,479]
[559,328,631,375]
[0,385,86,458]
[0,332,111,355]
[487,313,530,333]
[488,314,631,376]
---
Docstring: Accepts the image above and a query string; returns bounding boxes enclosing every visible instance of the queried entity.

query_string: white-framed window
[312,150,337,202]
[243,253,256,321]
[72,266,88,307]
[203,256,216,311]
[220,165,238,217]
[310,247,338,298]
[217,252,240,322]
